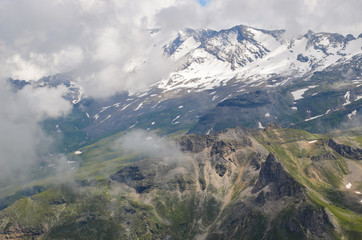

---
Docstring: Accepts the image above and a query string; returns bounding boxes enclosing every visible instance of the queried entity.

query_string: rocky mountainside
[8,25,362,152]
[2,25,361,239]
[1,126,361,239]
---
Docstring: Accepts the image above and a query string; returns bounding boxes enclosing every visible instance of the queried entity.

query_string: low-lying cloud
[113,129,185,163]
[0,80,72,185]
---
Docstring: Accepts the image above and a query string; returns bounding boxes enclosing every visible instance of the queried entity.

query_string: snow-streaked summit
[9,24,361,138]
[157,25,361,92]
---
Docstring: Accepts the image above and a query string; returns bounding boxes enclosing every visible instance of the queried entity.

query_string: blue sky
[198,0,210,6]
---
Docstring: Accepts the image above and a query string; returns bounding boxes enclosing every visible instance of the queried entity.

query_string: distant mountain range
[2,25,361,239]
[9,24,361,151]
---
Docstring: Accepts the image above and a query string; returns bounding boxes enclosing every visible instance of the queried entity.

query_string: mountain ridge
[7,24,362,153]
[1,126,361,239]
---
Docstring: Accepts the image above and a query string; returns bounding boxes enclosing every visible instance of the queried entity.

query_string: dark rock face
[210,140,236,157]
[249,153,261,170]
[206,200,334,240]
[297,53,309,62]
[255,190,265,205]
[206,202,268,240]
[311,152,336,161]
[110,162,194,193]
[264,123,281,131]
[1,224,47,240]
[327,138,362,160]
[269,204,335,240]
[208,152,334,240]
[251,153,303,200]
[179,134,243,177]
[178,134,216,153]
[110,166,156,193]
[210,140,236,176]
[296,205,334,236]
[214,164,227,177]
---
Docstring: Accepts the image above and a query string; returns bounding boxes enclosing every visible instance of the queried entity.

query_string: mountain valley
[1,24,362,239]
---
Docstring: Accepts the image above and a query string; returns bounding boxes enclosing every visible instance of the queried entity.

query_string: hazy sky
[0,0,361,180]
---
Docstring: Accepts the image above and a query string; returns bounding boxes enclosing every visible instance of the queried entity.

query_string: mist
[0,81,72,188]
[113,129,186,164]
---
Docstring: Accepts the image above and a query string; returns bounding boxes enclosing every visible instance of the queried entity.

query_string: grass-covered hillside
[1,126,361,239]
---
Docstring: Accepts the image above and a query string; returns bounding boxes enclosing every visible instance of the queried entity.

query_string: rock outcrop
[311,152,336,161]
[110,166,157,193]
[251,153,304,200]
[327,138,362,160]
[178,134,216,153]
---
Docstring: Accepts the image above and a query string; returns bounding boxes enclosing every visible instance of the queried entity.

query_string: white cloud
[304,0,318,11]
[0,81,72,182]
[113,129,185,162]
[0,0,360,99]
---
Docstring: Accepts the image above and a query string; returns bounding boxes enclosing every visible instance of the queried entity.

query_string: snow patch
[258,122,264,129]
[291,106,298,110]
[291,86,317,101]
[100,106,111,113]
[134,102,144,111]
[100,115,111,123]
[121,103,132,111]
[265,112,270,117]
[172,115,181,124]
[343,91,351,106]
[308,140,318,144]
[291,88,309,100]
[219,94,233,103]
[206,128,213,135]
[74,150,82,155]
[347,109,357,120]
[305,114,324,121]
[113,102,122,107]
[346,183,352,189]
[178,105,183,109]
[151,101,162,109]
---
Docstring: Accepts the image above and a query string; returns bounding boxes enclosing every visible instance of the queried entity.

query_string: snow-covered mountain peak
[157,26,362,93]
[306,32,355,54]
[12,24,360,141]
[11,25,361,111]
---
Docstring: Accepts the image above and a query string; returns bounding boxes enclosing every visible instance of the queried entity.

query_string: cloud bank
[0,81,72,184]
[0,0,360,98]
[113,129,185,163]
